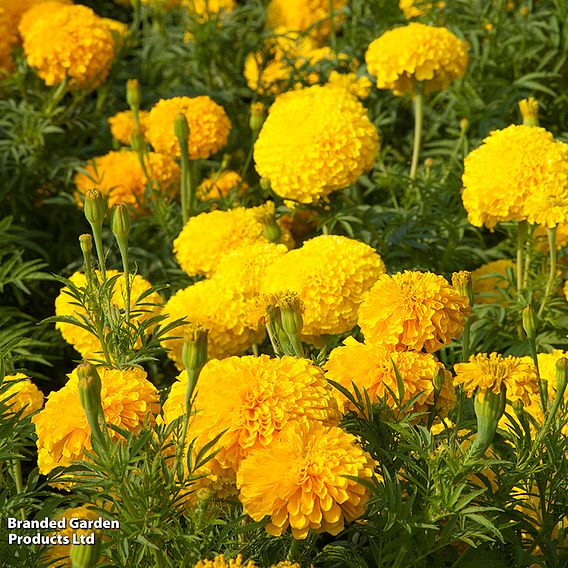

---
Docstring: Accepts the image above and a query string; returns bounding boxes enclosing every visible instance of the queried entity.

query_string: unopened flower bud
[220,153,231,171]
[111,203,131,242]
[126,79,141,111]
[555,357,568,401]
[84,189,106,228]
[520,6,529,17]
[182,324,209,374]
[278,292,304,338]
[79,234,93,256]
[77,363,103,436]
[459,118,469,132]
[469,388,506,460]
[70,533,102,568]
[174,112,190,147]
[512,398,524,419]
[250,102,266,135]
[522,304,537,341]
[519,97,538,127]
[259,177,271,192]
[424,157,434,169]
[433,367,446,392]
[452,271,474,306]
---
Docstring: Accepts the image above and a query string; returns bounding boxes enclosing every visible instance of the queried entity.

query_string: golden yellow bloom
[74,150,180,209]
[54,270,162,358]
[161,280,264,367]
[0,373,44,417]
[365,23,468,95]
[33,366,159,475]
[41,506,100,567]
[325,337,454,416]
[399,0,432,18]
[146,96,231,160]
[262,235,386,342]
[471,260,514,304]
[254,85,379,203]
[20,3,119,88]
[197,170,248,201]
[326,70,372,99]
[266,0,347,41]
[173,204,286,277]
[462,125,568,229]
[164,356,339,482]
[358,271,469,352]
[194,556,256,568]
[454,353,538,405]
[108,110,149,146]
[237,420,374,539]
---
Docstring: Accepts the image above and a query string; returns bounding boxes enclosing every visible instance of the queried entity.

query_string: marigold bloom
[197,170,248,201]
[146,96,231,160]
[262,235,385,341]
[254,85,379,204]
[326,70,372,99]
[462,125,568,229]
[74,150,180,209]
[266,0,347,41]
[108,110,149,146]
[237,420,374,539]
[162,280,264,367]
[325,337,454,416]
[358,271,469,352]
[20,3,119,88]
[54,270,162,358]
[399,0,432,18]
[194,556,299,568]
[365,23,468,95]
[173,204,290,277]
[454,353,538,405]
[1,373,44,417]
[471,260,514,304]
[33,366,159,475]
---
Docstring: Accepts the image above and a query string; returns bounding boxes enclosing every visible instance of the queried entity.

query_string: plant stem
[119,246,131,325]
[409,82,424,180]
[11,460,26,521]
[328,0,337,51]
[537,226,557,318]
[516,220,527,294]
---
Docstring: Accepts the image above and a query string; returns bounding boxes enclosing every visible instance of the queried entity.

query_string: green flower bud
[249,102,266,135]
[70,534,102,568]
[84,189,106,228]
[470,388,506,460]
[277,292,304,338]
[451,271,474,307]
[77,363,104,442]
[182,324,209,374]
[174,112,190,148]
[126,79,141,112]
[111,203,131,242]
[79,234,93,256]
[555,357,568,401]
[522,304,537,341]
[259,177,271,192]
[459,118,469,132]
[433,367,445,392]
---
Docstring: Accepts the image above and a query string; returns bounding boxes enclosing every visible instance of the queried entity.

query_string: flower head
[262,235,386,341]
[254,85,379,203]
[54,270,162,358]
[462,125,568,229]
[108,110,149,146]
[75,150,179,209]
[146,96,231,160]
[399,0,433,19]
[325,337,454,416]
[20,3,119,88]
[1,373,44,417]
[237,420,374,539]
[365,23,468,95]
[33,366,159,475]
[173,204,289,277]
[194,556,256,568]
[197,170,248,201]
[161,279,264,368]
[454,352,538,405]
[266,0,347,41]
[358,271,470,352]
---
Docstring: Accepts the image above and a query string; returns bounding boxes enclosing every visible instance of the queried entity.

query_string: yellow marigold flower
[194,556,256,568]
[325,337,454,416]
[326,70,372,99]
[173,204,288,277]
[254,85,379,203]
[164,356,339,478]
[0,373,44,417]
[33,366,160,476]
[262,235,386,342]
[399,0,432,18]
[266,0,347,41]
[74,150,180,209]
[462,125,568,229]
[519,96,539,126]
[197,170,248,201]
[146,96,231,160]
[182,0,235,17]
[108,110,149,146]
[161,280,264,367]
[54,270,162,358]
[20,3,119,88]
[358,271,469,352]
[365,23,468,95]
[471,260,514,304]
[454,352,538,405]
[237,420,374,539]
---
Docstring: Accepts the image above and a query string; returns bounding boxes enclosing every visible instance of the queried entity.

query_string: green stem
[461,318,471,363]
[516,220,527,295]
[180,149,191,224]
[118,246,131,325]
[91,225,107,281]
[328,0,337,51]
[537,226,557,318]
[11,460,26,521]
[409,82,424,180]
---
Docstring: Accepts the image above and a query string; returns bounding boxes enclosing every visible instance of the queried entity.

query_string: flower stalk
[175,113,196,223]
[410,81,424,180]
[537,225,557,318]
[84,189,107,281]
[77,362,107,450]
[111,204,132,324]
